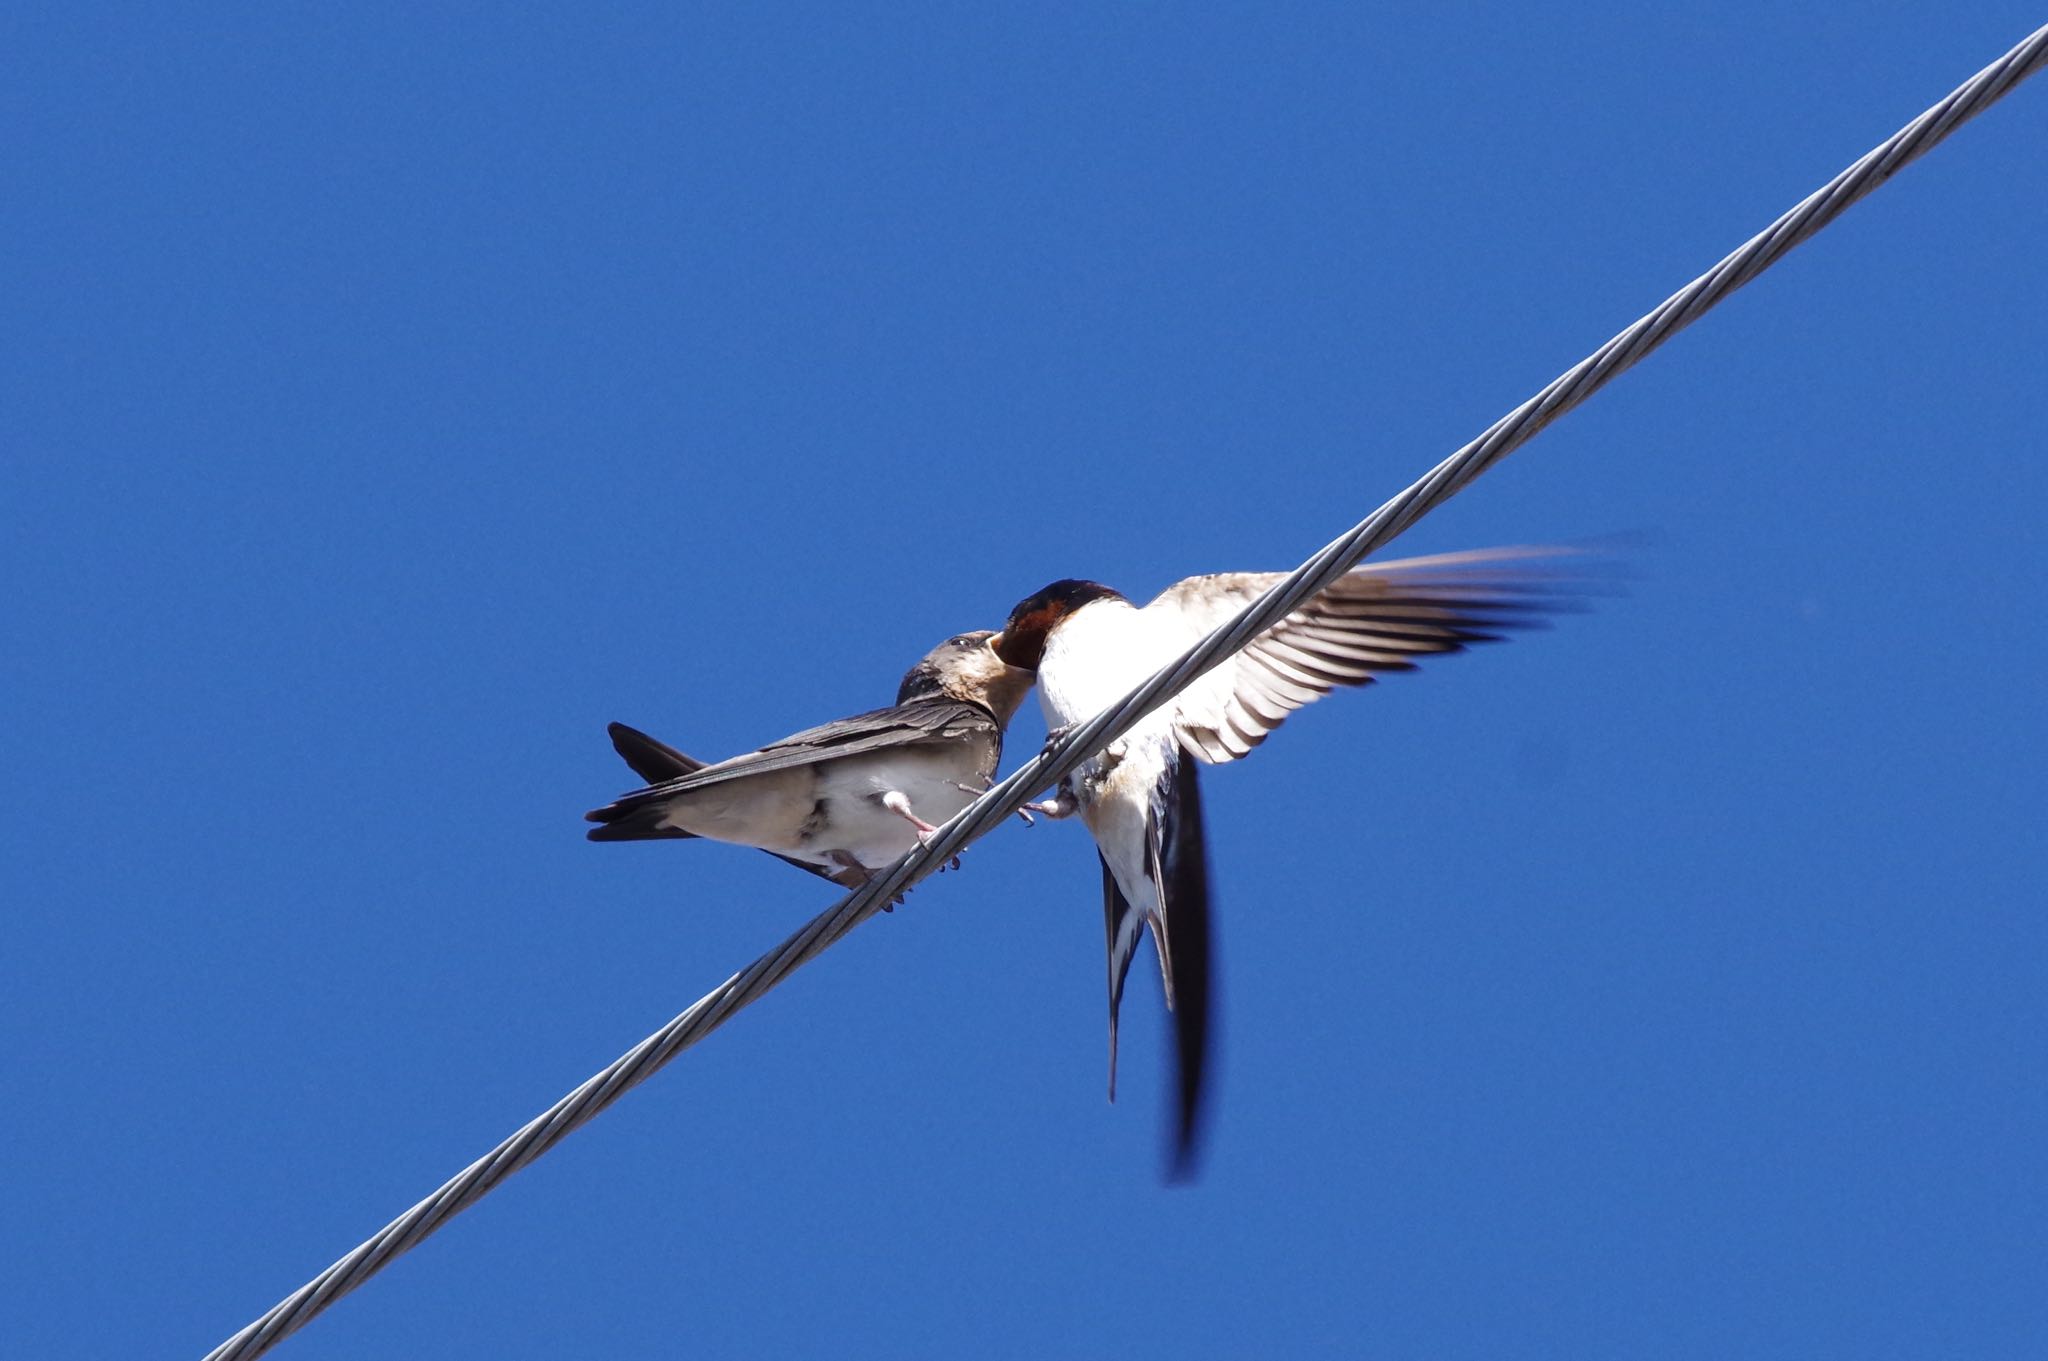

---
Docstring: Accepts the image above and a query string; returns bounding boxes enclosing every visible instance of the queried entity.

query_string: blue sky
[5,6,2046,1358]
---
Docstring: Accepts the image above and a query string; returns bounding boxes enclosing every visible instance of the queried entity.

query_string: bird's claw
[1021,785,1081,820]
[911,825,964,873]
[1039,723,1078,759]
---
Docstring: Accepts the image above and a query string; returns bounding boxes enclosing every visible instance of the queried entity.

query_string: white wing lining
[1152,548,1591,764]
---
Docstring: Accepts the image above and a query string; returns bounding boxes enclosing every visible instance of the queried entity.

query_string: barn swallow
[995,548,1588,1177]
[587,631,1035,888]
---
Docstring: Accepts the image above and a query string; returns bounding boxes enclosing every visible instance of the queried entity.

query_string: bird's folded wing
[597,721,843,880]
[1151,546,1590,764]
[607,699,999,799]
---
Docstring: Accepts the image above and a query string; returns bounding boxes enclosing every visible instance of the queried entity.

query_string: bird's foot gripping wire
[950,779,1040,827]
[1021,778,1081,821]
[881,791,962,872]
[1039,722,1124,778]
[1038,722,1077,757]
[1021,725,1088,822]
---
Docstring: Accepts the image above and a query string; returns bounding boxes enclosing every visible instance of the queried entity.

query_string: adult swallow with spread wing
[994,548,1587,1177]
[587,631,1034,888]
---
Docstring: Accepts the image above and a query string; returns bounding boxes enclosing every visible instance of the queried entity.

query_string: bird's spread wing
[601,699,999,801]
[1149,547,1588,764]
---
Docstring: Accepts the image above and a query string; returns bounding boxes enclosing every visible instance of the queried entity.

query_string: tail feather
[584,796,697,842]
[588,722,706,841]
[589,722,840,884]
[1149,749,1213,1183]
[1102,856,1145,1103]
[607,721,707,782]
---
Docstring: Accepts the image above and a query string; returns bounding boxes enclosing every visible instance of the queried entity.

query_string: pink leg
[880,792,961,871]
[952,779,1039,827]
[880,790,940,836]
[1022,779,1082,821]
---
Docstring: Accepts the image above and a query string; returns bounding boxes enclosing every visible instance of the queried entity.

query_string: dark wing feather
[607,721,706,782]
[598,699,999,806]
[589,722,865,883]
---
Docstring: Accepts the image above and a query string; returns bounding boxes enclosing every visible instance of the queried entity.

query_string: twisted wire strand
[205,23,2048,1361]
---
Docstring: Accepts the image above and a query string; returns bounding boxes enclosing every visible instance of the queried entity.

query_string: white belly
[802,744,988,870]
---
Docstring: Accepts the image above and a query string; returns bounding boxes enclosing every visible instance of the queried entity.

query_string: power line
[203,22,2048,1360]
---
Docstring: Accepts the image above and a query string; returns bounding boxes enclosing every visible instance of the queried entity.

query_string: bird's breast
[1039,603,1182,801]
[1037,601,1166,729]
